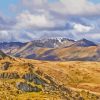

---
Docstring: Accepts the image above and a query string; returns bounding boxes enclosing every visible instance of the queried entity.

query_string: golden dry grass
[0,57,100,99]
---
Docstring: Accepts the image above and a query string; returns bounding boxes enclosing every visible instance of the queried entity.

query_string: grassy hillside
[0,58,100,99]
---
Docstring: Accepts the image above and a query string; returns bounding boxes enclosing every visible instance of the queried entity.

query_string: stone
[1,62,11,70]
[22,73,36,82]
[33,77,45,85]
[16,82,41,92]
[0,72,20,79]
[22,73,46,85]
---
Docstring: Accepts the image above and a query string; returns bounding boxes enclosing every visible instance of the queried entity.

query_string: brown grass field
[0,57,100,99]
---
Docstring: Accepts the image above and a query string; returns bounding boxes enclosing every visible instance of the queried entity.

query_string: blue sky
[0,0,100,42]
[90,0,100,3]
[0,0,19,16]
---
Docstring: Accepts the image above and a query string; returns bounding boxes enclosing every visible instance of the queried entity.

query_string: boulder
[22,73,46,85]
[16,82,41,92]
[0,72,20,79]
[22,73,36,82]
[1,62,11,70]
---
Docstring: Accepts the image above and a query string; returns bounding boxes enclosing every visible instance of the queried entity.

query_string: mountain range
[0,38,100,61]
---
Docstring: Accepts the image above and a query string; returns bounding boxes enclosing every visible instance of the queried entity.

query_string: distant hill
[5,38,75,57]
[36,45,99,61]
[0,42,26,54]
[0,50,8,58]
[71,38,97,47]
[1,38,100,61]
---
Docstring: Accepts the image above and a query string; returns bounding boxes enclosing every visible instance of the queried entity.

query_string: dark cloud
[0,16,16,30]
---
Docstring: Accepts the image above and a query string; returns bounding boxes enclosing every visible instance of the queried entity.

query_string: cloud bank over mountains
[0,0,100,42]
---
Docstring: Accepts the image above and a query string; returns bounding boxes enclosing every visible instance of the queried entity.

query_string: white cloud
[50,0,100,16]
[73,23,94,32]
[21,0,100,15]
[15,11,56,30]
[0,30,12,41]
[20,0,100,16]
[15,0,100,31]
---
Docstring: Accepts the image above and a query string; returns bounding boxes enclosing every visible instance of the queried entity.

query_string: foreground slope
[0,58,100,99]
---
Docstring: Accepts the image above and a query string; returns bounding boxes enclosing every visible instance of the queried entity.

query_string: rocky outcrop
[0,72,20,79]
[22,73,46,85]
[43,84,58,93]
[22,73,36,82]
[43,83,85,100]
[1,62,11,70]
[16,82,41,92]
[44,74,57,86]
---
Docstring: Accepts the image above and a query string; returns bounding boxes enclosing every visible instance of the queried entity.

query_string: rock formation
[16,82,41,92]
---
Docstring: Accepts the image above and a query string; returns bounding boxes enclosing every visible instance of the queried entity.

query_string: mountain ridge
[70,38,97,47]
[0,38,100,61]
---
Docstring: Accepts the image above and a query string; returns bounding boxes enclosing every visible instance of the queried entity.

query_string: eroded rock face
[1,62,11,70]
[22,73,46,85]
[0,72,20,79]
[16,82,41,92]
[22,73,36,82]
